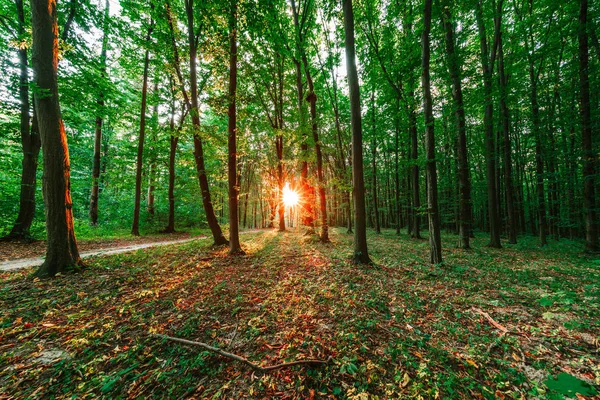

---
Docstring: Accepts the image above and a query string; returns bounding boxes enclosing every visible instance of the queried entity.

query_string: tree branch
[152,334,330,372]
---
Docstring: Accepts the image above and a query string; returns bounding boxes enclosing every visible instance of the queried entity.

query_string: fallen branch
[471,308,528,339]
[152,334,329,372]
[472,308,508,335]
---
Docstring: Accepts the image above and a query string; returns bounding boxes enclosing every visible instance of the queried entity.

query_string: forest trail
[0,238,200,272]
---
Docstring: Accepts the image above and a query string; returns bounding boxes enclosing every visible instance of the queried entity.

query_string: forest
[0,0,599,398]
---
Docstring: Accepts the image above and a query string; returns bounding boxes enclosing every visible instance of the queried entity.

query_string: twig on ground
[471,307,527,338]
[152,334,329,373]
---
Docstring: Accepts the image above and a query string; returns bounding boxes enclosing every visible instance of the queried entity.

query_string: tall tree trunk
[579,0,599,251]
[293,60,314,231]
[422,0,443,264]
[476,1,502,248]
[408,91,422,239]
[185,0,228,245]
[89,0,109,226]
[31,0,81,277]
[343,0,370,264]
[370,92,380,234]
[4,0,42,242]
[227,0,243,254]
[147,79,159,216]
[496,6,517,244]
[530,64,547,246]
[131,19,153,237]
[442,3,471,249]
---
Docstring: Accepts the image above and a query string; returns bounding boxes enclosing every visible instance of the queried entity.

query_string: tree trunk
[131,19,152,237]
[442,3,471,249]
[476,1,502,248]
[89,0,109,226]
[496,7,517,244]
[31,0,81,277]
[185,0,228,245]
[579,0,599,251]
[4,0,42,242]
[227,0,243,254]
[370,92,380,234]
[343,0,370,264]
[147,79,159,216]
[421,0,443,264]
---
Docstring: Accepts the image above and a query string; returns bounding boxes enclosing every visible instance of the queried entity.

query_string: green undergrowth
[0,229,598,399]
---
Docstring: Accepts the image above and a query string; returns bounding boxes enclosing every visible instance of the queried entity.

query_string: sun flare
[282,183,300,207]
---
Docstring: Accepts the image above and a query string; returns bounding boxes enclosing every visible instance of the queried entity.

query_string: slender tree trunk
[496,10,516,244]
[293,60,314,231]
[147,79,158,216]
[530,64,547,246]
[422,0,443,264]
[89,0,109,226]
[227,0,243,254]
[442,4,471,249]
[343,0,370,264]
[476,1,502,248]
[185,0,228,245]
[408,92,422,239]
[370,92,380,234]
[131,20,153,237]
[31,0,81,277]
[579,0,599,251]
[4,0,42,242]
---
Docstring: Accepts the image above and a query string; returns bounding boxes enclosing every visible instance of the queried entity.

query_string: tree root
[152,334,329,373]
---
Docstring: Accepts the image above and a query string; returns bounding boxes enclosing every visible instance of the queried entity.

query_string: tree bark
[185,0,228,245]
[31,0,81,277]
[5,0,41,242]
[495,4,516,244]
[421,0,443,264]
[131,19,153,237]
[579,0,599,251]
[442,3,471,249]
[89,0,109,226]
[370,92,380,234]
[343,0,370,264]
[476,1,502,248]
[227,0,243,255]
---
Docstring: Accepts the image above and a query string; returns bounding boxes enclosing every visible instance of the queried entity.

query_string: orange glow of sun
[282,183,300,207]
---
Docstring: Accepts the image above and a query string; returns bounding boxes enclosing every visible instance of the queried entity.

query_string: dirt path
[0,238,201,272]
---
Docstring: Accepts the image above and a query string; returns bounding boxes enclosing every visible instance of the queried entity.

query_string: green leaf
[544,373,597,397]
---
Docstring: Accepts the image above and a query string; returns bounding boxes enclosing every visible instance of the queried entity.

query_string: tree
[31,0,81,277]
[228,0,244,255]
[3,0,41,242]
[476,0,502,248]
[343,0,370,264]
[421,0,442,264]
[579,0,599,252]
[89,0,109,226]
[131,16,153,237]
[185,0,228,246]
[441,0,471,249]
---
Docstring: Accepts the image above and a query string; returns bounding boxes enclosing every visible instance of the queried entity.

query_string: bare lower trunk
[442,4,471,249]
[343,0,370,264]
[31,0,81,277]
[422,0,443,264]
[579,0,599,251]
[131,21,152,237]
[186,0,228,245]
[227,0,243,255]
[5,0,41,242]
[476,1,502,248]
[89,0,109,226]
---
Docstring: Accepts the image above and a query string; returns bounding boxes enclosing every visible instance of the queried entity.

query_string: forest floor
[0,228,598,399]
